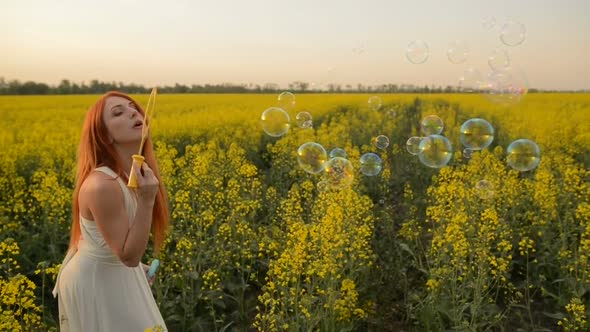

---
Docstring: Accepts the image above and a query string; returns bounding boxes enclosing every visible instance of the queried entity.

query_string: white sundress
[52,166,167,332]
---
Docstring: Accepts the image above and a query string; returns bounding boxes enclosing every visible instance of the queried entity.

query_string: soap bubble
[506,139,541,172]
[261,107,290,137]
[460,118,494,150]
[500,20,526,46]
[418,135,453,168]
[463,148,474,159]
[360,153,383,176]
[406,40,429,64]
[373,135,390,150]
[329,148,347,159]
[323,157,354,189]
[406,136,423,155]
[488,48,510,72]
[277,91,295,111]
[297,142,328,174]
[296,111,313,128]
[447,40,469,64]
[368,96,382,111]
[482,66,529,105]
[458,67,484,93]
[421,115,444,136]
[482,16,496,30]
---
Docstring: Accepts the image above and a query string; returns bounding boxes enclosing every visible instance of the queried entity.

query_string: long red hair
[69,91,169,254]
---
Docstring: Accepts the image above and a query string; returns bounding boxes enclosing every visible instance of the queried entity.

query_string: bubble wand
[127,88,157,188]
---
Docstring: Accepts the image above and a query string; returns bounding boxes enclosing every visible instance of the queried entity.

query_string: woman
[53,91,170,331]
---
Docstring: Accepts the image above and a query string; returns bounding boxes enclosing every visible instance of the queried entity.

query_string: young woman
[53,91,169,331]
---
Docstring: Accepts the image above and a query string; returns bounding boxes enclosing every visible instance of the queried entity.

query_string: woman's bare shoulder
[79,171,122,215]
[81,171,119,193]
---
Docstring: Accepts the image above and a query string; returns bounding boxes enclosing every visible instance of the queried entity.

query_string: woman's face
[102,96,144,146]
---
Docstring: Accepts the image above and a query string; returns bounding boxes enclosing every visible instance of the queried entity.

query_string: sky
[1,0,589,90]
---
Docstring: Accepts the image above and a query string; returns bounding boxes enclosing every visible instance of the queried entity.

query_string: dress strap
[94,166,124,185]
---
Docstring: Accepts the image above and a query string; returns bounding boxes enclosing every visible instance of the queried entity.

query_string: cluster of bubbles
[261,14,540,192]
[260,92,359,191]
[405,115,453,168]
[404,115,540,174]
[260,93,411,190]
[260,92,316,137]
[406,18,528,106]
[297,142,355,192]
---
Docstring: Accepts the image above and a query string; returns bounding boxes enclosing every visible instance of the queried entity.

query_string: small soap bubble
[460,118,494,150]
[418,135,453,168]
[360,153,383,176]
[296,111,313,129]
[406,40,429,64]
[323,157,354,190]
[297,142,328,174]
[368,96,383,111]
[373,135,390,150]
[277,91,296,111]
[447,40,469,64]
[421,115,444,136]
[261,107,290,137]
[406,136,423,155]
[482,16,496,30]
[500,20,526,47]
[506,139,541,172]
[329,148,347,159]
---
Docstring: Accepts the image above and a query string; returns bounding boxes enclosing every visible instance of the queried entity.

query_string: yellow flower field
[0,93,588,331]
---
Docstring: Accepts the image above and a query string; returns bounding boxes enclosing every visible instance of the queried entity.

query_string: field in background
[0,93,588,331]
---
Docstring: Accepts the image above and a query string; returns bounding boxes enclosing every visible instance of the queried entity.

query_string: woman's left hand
[142,263,156,286]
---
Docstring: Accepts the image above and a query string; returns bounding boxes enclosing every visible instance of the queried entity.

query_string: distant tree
[17,81,49,95]
[57,79,72,94]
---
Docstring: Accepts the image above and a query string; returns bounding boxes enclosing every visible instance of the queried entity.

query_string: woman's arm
[80,163,159,267]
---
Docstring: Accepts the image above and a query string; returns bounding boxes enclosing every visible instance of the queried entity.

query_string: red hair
[69,91,169,254]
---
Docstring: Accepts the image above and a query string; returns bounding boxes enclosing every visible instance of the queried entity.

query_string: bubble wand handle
[127,155,145,188]
[147,259,160,278]
[127,88,157,188]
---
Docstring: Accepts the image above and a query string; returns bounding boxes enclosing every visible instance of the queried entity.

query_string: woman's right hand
[134,162,159,203]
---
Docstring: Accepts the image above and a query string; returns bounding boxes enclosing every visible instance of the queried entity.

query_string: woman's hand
[142,262,156,286]
[134,162,159,203]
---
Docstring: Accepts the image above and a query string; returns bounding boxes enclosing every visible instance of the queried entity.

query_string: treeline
[0,77,583,95]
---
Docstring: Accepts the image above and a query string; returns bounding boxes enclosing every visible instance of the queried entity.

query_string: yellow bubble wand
[127,88,157,188]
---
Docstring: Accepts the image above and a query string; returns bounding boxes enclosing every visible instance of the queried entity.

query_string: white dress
[53,166,167,332]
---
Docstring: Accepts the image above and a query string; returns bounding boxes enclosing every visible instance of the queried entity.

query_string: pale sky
[1,0,588,90]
